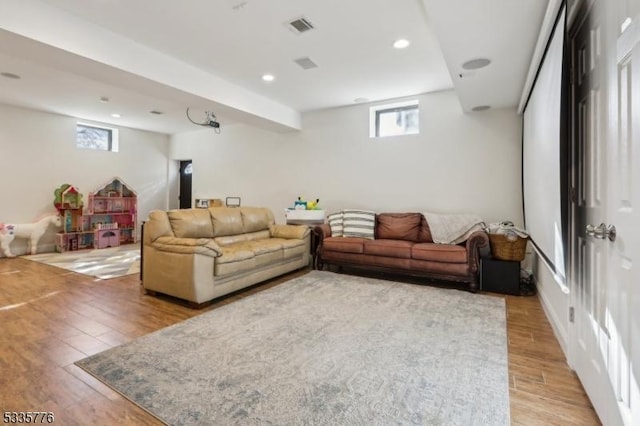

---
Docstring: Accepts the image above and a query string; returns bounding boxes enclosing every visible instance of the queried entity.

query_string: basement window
[369,100,419,138]
[76,123,119,152]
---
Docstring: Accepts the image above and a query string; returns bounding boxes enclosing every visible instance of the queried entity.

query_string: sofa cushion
[248,243,283,268]
[245,230,271,241]
[212,229,280,246]
[153,236,221,257]
[246,239,284,255]
[376,213,422,242]
[146,210,174,241]
[327,212,344,237]
[363,239,413,258]
[216,244,255,263]
[215,238,296,276]
[417,215,434,243]
[269,224,309,239]
[167,209,214,238]
[214,234,248,246]
[323,237,365,254]
[253,250,284,268]
[241,207,274,233]
[209,207,244,237]
[275,238,306,259]
[411,243,467,263]
[342,209,375,239]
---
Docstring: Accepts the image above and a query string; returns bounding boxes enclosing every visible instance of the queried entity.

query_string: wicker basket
[488,233,528,261]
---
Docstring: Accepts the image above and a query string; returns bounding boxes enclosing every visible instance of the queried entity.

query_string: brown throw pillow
[376,213,422,242]
[417,215,433,243]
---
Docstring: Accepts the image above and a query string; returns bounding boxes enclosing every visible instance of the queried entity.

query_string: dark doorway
[179,160,193,209]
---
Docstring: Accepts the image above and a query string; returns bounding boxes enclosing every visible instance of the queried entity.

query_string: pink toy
[0,215,62,257]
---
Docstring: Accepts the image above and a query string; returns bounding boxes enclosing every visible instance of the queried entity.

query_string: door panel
[570,1,639,424]
[570,1,614,423]
[608,19,639,422]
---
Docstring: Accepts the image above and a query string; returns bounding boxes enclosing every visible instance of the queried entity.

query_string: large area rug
[76,271,509,425]
[23,244,140,279]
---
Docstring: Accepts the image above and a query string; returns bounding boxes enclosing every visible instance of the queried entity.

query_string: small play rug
[23,244,140,280]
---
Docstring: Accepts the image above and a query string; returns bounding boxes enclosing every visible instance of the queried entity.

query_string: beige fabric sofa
[142,206,310,305]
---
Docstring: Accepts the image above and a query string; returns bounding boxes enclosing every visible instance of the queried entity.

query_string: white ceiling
[0,0,549,135]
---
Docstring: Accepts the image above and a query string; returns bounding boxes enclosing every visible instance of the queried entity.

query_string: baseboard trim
[536,274,569,359]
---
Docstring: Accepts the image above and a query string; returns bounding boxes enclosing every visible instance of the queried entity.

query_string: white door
[606,1,640,423]
[569,1,614,422]
[570,0,640,425]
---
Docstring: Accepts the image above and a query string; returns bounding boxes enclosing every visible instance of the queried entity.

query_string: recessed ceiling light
[472,105,491,112]
[393,39,410,49]
[262,74,275,82]
[111,113,121,118]
[0,72,21,79]
[100,96,109,103]
[354,97,369,103]
[462,58,491,70]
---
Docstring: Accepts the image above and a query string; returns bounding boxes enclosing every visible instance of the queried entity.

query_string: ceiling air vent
[294,57,318,70]
[287,17,314,34]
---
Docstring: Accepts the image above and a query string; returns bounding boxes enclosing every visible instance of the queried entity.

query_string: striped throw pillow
[327,212,344,237]
[342,209,375,239]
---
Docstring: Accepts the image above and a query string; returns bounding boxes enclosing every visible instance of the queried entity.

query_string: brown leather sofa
[314,212,489,291]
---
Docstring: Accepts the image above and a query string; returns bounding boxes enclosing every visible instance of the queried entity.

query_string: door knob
[585,223,616,242]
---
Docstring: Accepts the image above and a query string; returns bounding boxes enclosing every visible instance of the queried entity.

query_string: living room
[1,0,638,424]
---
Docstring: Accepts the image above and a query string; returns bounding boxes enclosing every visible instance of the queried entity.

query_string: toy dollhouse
[88,177,137,247]
[54,184,83,210]
[54,178,137,252]
[54,184,89,251]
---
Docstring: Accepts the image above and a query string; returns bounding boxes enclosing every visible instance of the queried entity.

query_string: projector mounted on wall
[186,107,221,133]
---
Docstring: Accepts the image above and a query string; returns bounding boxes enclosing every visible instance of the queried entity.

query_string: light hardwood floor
[0,258,600,425]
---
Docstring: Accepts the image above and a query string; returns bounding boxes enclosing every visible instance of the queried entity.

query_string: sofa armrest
[151,236,222,257]
[465,231,490,274]
[313,224,332,241]
[269,224,309,239]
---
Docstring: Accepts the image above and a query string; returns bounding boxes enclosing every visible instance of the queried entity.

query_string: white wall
[0,103,170,255]
[171,90,523,225]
